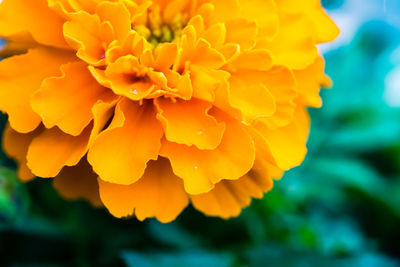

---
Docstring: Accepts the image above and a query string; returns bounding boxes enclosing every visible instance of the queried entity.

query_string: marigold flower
[0,0,338,222]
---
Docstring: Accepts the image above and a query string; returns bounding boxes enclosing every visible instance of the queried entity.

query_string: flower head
[0,0,338,222]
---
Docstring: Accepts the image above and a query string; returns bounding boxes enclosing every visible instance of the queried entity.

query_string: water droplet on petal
[130,88,138,95]
[194,166,198,169]
[197,130,203,135]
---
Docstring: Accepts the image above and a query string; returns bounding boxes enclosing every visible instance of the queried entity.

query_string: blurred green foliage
[1,2,400,267]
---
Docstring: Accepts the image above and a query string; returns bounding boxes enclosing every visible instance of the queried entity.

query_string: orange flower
[0,0,338,222]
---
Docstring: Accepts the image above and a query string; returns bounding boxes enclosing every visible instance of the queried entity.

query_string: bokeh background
[1,0,400,266]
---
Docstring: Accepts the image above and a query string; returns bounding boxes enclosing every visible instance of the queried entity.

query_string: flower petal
[27,125,92,178]
[0,47,76,133]
[53,158,102,207]
[254,106,309,170]
[229,75,276,123]
[88,98,163,185]
[0,0,68,48]
[294,56,331,108]
[31,61,116,136]
[155,98,225,150]
[258,12,318,69]
[160,109,255,195]
[2,124,42,181]
[190,170,273,219]
[98,157,189,223]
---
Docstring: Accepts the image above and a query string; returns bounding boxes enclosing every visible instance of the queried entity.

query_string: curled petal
[98,157,189,223]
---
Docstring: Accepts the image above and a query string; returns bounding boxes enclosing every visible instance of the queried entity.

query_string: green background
[1,0,400,266]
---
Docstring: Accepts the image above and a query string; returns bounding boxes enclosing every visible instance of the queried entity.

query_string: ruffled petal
[88,98,163,185]
[155,98,225,150]
[98,157,189,223]
[0,0,68,48]
[53,158,102,207]
[27,125,92,178]
[0,47,76,133]
[31,61,116,136]
[160,109,255,195]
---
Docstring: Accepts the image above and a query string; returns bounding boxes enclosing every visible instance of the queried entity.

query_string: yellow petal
[88,98,163,185]
[98,157,189,223]
[238,0,279,39]
[2,124,42,182]
[294,56,330,108]
[224,19,257,50]
[0,47,76,133]
[239,66,297,128]
[155,98,225,150]
[31,61,116,136]
[160,109,255,195]
[53,158,102,207]
[229,75,276,122]
[258,12,318,69]
[277,0,339,43]
[254,106,310,170]
[0,0,68,48]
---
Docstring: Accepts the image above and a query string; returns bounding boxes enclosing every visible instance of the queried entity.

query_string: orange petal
[155,98,225,150]
[190,39,225,69]
[98,157,189,223]
[27,125,92,178]
[191,170,273,219]
[160,109,255,195]
[63,11,106,65]
[0,0,68,48]
[88,98,163,185]
[90,55,155,101]
[0,47,76,133]
[154,43,178,70]
[2,124,42,182]
[31,61,116,136]
[53,158,102,207]
[96,1,131,41]
[254,106,310,170]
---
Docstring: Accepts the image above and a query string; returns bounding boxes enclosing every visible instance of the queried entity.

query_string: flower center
[134,5,187,47]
